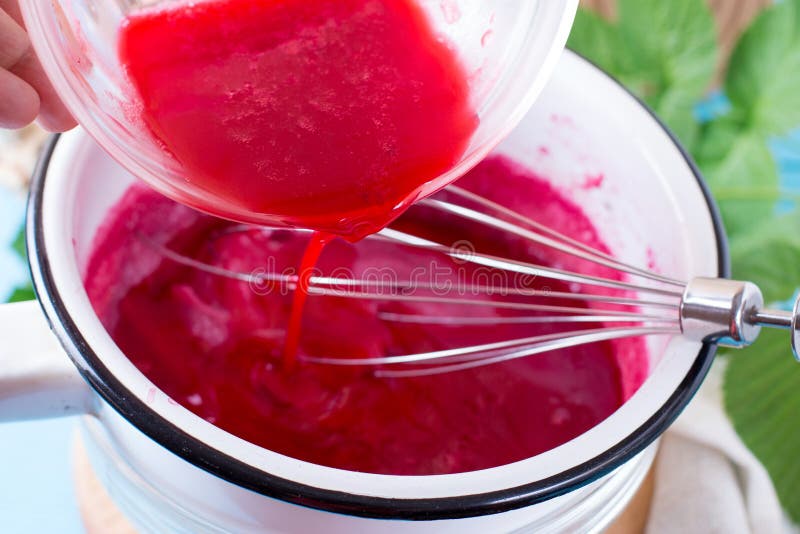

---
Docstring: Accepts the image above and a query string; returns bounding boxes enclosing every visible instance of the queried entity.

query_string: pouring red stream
[283,232,334,368]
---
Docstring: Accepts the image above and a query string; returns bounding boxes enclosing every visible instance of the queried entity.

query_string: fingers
[0,68,39,129]
[0,3,38,128]
[0,3,76,131]
[0,7,28,68]
[10,52,77,132]
[0,0,22,19]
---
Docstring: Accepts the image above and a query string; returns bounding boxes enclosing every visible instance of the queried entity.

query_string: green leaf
[8,226,32,303]
[700,131,779,237]
[656,88,700,151]
[694,116,741,167]
[7,285,35,303]
[567,0,716,151]
[725,0,800,136]
[567,8,622,76]
[617,0,718,97]
[11,225,26,262]
[730,211,800,304]
[724,329,800,522]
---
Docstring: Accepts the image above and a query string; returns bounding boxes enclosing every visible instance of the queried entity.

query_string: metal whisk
[147,184,800,378]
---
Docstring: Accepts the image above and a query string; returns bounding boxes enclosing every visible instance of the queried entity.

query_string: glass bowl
[21,0,577,235]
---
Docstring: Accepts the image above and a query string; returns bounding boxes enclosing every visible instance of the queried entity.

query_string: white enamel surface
[0,301,93,421]
[85,411,656,532]
[40,51,719,502]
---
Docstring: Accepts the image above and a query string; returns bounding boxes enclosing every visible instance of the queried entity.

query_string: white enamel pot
[0,51,727,533]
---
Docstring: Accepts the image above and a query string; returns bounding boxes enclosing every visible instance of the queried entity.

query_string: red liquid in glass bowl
[118,0,478,239]
[85,156,648,475]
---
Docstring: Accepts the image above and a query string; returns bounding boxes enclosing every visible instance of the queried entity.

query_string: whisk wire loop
[140,184,800,374]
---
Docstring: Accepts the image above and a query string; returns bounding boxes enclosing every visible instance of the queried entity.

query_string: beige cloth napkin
[646,362,794,534]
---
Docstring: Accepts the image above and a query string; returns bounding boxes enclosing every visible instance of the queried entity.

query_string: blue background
[0,186,83,533]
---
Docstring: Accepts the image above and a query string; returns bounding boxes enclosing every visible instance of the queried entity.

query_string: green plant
[569,0,800,522]
[7,225,33,302]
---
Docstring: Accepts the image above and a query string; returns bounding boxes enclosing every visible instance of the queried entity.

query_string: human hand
[1,0,76,131]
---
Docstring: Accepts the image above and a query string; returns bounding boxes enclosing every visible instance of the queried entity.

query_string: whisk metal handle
[751,307,800,361]
[680,277,800,360]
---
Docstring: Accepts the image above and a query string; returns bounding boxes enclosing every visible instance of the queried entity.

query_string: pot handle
[0,300,93,421]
